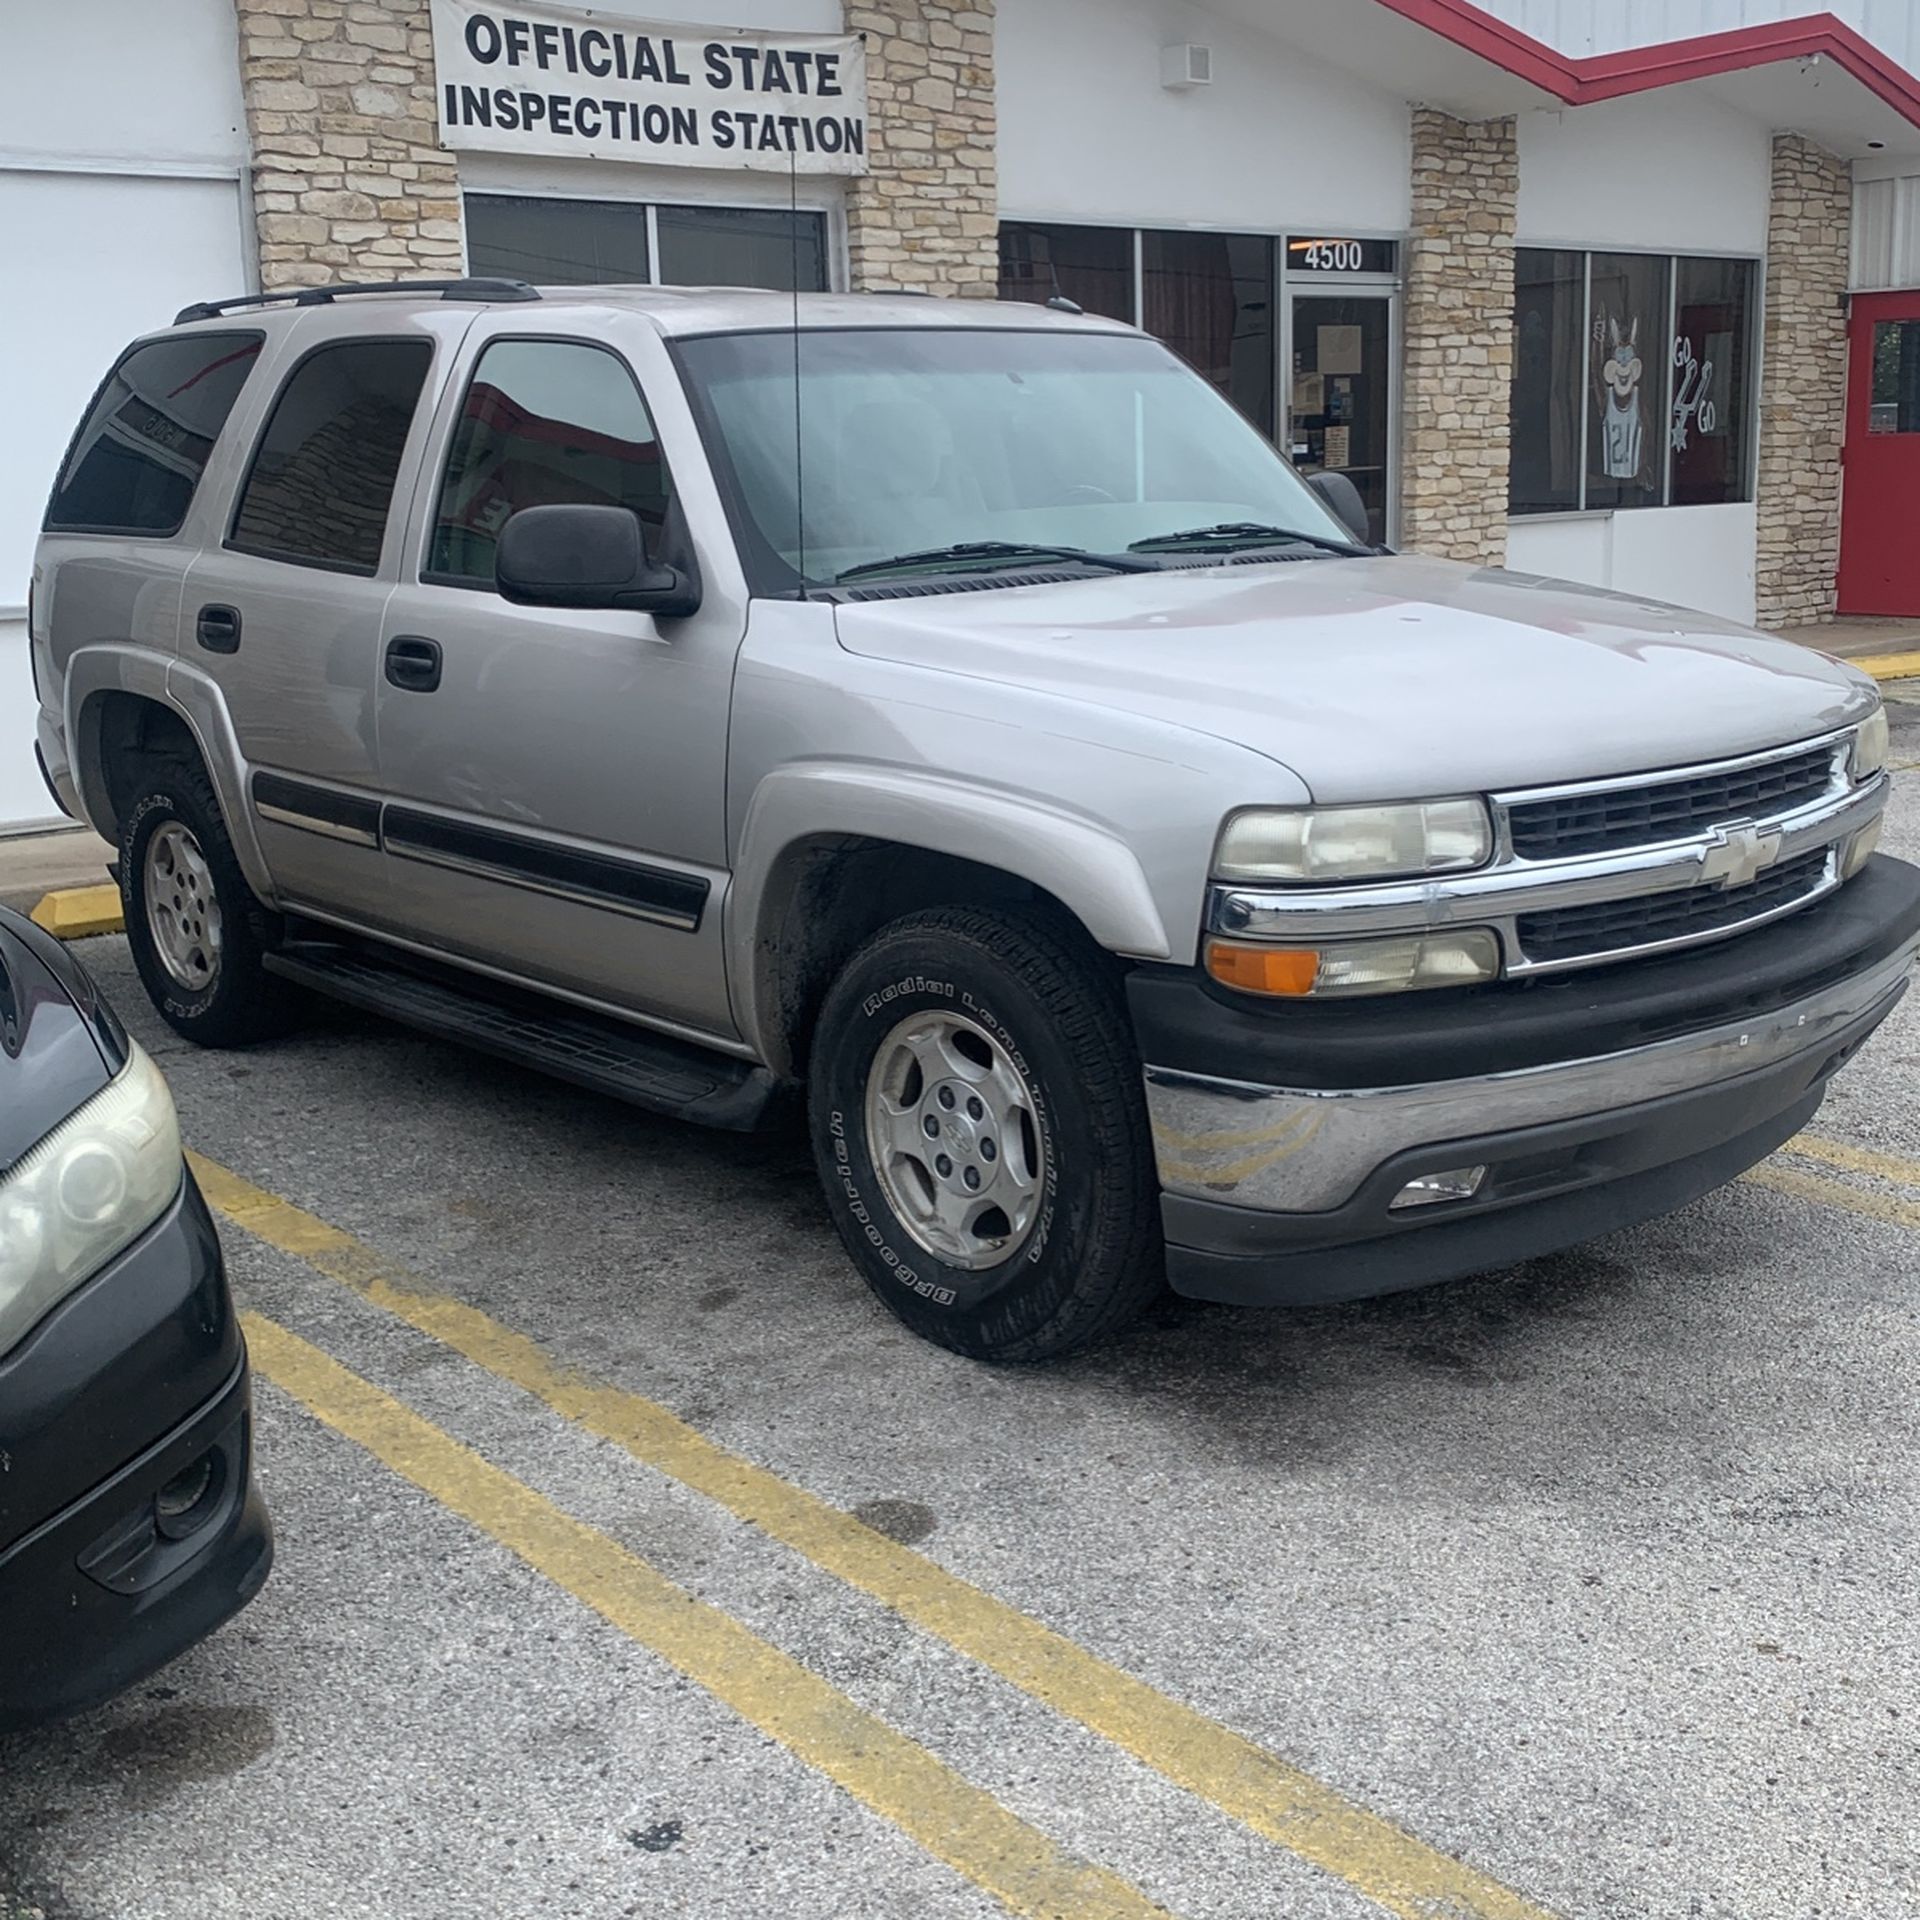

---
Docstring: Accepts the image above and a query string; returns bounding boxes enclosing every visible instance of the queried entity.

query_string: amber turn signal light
[1205,942,1321,995]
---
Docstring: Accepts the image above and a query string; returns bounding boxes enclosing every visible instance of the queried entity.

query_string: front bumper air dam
[1134,855,1920,1306]
[0,1358,271,1733]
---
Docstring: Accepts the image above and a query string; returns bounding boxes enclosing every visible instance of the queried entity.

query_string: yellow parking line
[242,1311,1178,1920]
[192,1152,1557,1920]
[1748,1161,1920,1233]
[1847,649,1920,683]
[1786,1133,1920,1192]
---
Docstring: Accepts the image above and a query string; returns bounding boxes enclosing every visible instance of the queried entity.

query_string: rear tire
[808,906,1164,1361]
[119,753,297,1048]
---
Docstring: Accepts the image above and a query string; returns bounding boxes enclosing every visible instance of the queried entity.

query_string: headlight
[1215,800,1493,885]
[1852,706,1889,782]
[1206,929,1501,997]
[0,1043,183,1355]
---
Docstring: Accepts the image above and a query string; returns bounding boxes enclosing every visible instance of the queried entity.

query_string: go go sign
[430,0,870,173]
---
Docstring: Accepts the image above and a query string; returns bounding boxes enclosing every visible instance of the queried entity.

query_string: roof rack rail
[172,278,541,325]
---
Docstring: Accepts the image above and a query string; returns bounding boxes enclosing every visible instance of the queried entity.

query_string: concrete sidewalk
[1776,617,1920,671]
[0,825,114,918]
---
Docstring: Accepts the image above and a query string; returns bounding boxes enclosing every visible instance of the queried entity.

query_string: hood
[832,555,1878,803]
[0,908,120,1176]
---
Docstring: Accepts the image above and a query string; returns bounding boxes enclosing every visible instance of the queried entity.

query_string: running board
[263,941,778,1132]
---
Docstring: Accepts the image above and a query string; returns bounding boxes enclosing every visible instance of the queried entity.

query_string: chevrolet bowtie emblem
[1698,821,1783,890]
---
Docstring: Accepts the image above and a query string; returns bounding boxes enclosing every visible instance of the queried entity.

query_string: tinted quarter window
[230,338,433,574]
[427,340,670,587]
[45,332,262,536]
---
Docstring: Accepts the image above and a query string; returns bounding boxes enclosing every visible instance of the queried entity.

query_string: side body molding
[726,762,1173,1062]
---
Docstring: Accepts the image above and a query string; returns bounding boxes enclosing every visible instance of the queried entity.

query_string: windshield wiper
[1127,521,1369,559]
[834,540,1158,585]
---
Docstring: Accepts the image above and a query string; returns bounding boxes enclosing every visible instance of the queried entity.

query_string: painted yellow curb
[28,883,124,939]
[1847,649,1920,683]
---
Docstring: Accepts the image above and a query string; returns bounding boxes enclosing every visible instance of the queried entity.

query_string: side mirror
[1307,470,1374,547]
[495,504,700,617]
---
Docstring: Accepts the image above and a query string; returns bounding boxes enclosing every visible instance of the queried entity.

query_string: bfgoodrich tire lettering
[808,906,1163,1361]
[119,755,297,1048]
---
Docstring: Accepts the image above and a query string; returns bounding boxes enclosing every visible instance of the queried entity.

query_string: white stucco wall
[1510,95,1767,626]
[1516,92,1772,255]
[0,0,250,828]
[1,0,248,166]
[1507,502,1759,624]
[996,0,1411,233]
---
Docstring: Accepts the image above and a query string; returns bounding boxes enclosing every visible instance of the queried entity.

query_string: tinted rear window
[44,332,263,536]
[229,338,433,574]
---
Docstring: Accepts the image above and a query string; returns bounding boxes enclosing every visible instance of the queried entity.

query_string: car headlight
[1852,705,1889,782]
[0,1043,183,1356]
[1215,800,1493,885]
[1206,929,1502,997]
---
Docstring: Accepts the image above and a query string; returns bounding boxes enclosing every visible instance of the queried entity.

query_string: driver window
[426,339,670,588]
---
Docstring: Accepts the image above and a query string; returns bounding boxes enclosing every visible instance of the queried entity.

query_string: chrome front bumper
[1144,936,1919,1216]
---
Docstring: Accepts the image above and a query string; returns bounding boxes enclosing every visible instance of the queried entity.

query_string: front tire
[808,906,1163,1361]
[119,754,296,1047]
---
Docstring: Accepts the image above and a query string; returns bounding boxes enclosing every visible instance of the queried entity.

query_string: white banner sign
[429,0,869,173]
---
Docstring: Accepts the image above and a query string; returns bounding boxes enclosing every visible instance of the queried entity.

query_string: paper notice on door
[1323,425,1352,469]
[1290,371,1324,415]
[1317,325,1363,376]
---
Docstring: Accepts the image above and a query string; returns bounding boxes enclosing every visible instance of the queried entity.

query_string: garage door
[0,169,249,828]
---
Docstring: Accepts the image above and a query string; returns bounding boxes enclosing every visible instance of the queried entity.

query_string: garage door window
[44,332,263,537]
[229,338,433,575]
[426,339,670,589]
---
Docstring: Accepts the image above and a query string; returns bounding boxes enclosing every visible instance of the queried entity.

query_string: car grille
[1515,848,1831,965]
[1506,744,1836,860]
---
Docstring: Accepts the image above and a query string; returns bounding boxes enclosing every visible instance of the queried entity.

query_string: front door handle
[385,633,442,693]
[196,604,241,654]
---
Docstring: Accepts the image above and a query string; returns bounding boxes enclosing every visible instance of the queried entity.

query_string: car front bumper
[0,1179,272,1733]
[1133,855,1920,1306]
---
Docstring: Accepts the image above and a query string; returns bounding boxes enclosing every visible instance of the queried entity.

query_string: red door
[1839,289,1920,614]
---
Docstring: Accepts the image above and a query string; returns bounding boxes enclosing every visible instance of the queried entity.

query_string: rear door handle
[384,633,442,693]
[196,604,241,654]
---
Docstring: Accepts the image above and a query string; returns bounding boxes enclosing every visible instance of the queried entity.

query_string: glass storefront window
[656,205,827,292]
[464,194,829,292]
[1671,256,1756,502]
[466,193,651,284]
[997,222,1134,322]
[1511,249,1583,515]
[1141,230,1274,435]
[1511,248,1756,513]
[1585,251,1670,510]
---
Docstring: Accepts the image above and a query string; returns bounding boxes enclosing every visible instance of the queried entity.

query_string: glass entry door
[1288,294,1393,544]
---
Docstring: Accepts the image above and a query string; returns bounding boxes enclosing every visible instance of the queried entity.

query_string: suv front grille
[1515,849,1831,965]
[1506,744,1836,860]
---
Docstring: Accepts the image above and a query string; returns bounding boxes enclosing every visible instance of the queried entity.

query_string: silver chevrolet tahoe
[30,278,1920,1361]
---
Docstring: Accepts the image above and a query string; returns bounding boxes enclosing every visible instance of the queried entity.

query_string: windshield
[675,326,1355,590]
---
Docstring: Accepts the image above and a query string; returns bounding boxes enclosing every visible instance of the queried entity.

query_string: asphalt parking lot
[4,700,1919,1920]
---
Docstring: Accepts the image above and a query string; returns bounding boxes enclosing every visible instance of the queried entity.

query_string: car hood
[0,910,121,1175]
[831,555,1879,802]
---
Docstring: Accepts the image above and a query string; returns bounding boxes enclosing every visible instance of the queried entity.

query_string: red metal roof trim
[1376,0,1920,130]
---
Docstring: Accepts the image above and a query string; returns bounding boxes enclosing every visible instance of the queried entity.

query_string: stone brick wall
[236,0,461,290]
[844,1,997,296]
[1399,109,1517,565]
[1755,135,1852,629]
